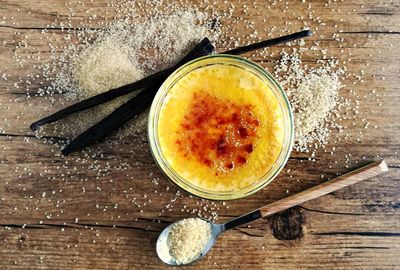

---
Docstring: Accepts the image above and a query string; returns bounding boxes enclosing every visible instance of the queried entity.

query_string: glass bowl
[148,55,293,200]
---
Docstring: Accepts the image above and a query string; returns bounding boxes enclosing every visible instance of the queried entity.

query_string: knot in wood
[269,207,304,241]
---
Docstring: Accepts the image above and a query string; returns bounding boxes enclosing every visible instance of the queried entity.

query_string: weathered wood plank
[0,0,399,269]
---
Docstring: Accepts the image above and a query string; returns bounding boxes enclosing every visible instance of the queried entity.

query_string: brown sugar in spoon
[156,160,388,266]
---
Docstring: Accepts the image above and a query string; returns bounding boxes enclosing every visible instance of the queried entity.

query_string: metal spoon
[156,160,388,266]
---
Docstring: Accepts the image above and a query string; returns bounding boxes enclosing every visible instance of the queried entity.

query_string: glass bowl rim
[148,54,293,200]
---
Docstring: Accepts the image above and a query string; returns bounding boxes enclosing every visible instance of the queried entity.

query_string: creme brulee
[157,62,285,192]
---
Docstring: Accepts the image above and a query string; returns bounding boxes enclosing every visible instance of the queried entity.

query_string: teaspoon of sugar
[156,160,388,266]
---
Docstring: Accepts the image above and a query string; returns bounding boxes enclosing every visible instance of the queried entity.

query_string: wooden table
[0,0,399,269]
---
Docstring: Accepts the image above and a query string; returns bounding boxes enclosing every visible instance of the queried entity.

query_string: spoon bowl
[156,218,224,266]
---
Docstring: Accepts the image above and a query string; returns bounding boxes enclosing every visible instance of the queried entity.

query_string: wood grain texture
[0,0,399,269]
[260,160,389,217]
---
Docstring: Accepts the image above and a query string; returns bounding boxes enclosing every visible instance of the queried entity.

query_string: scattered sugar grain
[275,48,346,153]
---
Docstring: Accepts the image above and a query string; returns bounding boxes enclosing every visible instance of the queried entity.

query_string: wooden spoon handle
[222,160,388,231]
[259,160,388,217]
